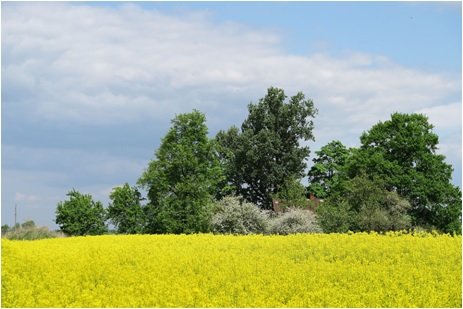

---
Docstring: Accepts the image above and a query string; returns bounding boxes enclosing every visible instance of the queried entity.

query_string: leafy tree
[346,113,461,233]
[55,189,107,236]
[216,87,317,209]
[214,126,242,199]
[107,183,145,234]
[21,220,36,229]
[307,140,350,198]
[1,224,10,235]
[317,174,411,233]
[138,110,223,234]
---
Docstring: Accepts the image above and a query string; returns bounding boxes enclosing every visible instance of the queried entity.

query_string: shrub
[4,226,64,240]
[269,208,321,235]
[317,175,412,233]
[211,196,269,234]
[316,200,353,233]
[21,220,36,229]
[357,191,412,232]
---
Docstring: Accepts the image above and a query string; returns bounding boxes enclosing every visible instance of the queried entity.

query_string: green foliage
[138,110,223,234]
[307,140,350,198]
[269,208,321,235]
[21,220,36,229]
[214,126,242,199]
[2,224,10,235]
[211,196,269,235]
[316,200,353,233]
[346,113,461,233]
[432,185,462,234]
[216,87,317,209]
[317,174,412,233]
[55,189,107,236]
[107,183,145,234]
[272,177,308,209]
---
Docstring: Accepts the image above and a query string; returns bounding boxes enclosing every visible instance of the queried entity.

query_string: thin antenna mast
[14,203,17,227]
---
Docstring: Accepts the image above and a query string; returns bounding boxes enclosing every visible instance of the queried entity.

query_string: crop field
[1,232,461,308]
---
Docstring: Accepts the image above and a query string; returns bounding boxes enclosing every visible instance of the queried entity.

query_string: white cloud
[3,2,460,130]
[417,103,462,129]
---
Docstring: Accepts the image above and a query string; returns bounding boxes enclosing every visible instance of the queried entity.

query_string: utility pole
[14,203,17,228]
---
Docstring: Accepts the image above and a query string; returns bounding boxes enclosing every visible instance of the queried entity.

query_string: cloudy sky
[2,1,461,228]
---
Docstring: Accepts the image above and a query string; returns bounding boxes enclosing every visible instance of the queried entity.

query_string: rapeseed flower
[1,233,461,307]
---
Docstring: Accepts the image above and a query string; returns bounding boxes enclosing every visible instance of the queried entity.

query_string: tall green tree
[107,183,145,234]
[216,87,317,209]
[307,140,350,198]
[138,110,223,234]
[55,189,107,236]
[346,113,461,233]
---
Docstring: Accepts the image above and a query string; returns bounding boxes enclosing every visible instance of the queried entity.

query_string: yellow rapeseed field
[1,232,461,308]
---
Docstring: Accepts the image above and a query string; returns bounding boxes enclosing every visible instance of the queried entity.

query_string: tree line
[54,87,462,236]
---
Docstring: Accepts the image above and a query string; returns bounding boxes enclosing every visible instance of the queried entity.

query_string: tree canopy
[138,110,223,233]
[307,140,350,199]
[50,90,461,235]
[55,189,107,236]
[346,113,460,232]
[107,183,145,234]
[216,87,317,209]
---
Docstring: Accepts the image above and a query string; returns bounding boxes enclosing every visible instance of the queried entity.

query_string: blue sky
[2,1,461,228]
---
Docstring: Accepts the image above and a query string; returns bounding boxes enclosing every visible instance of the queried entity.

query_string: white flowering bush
[269,208,321,234]
[211,196,269,234]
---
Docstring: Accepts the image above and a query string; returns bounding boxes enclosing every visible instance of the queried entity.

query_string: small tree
[107,183,145,234]
[55,189,107,236]
[21,220,36,229]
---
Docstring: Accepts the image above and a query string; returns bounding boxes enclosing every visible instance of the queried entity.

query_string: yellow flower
[1,232,461,308]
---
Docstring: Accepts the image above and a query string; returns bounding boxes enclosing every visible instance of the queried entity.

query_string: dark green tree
[107,183,145,234]
[55,189,107,236]
[1,224,10,235]
[138,110,223,234]
[317,174,412,233]
[214,126,241,199]
[307,140,350,198]
[216,87,317,209]
[346,113,461,233]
